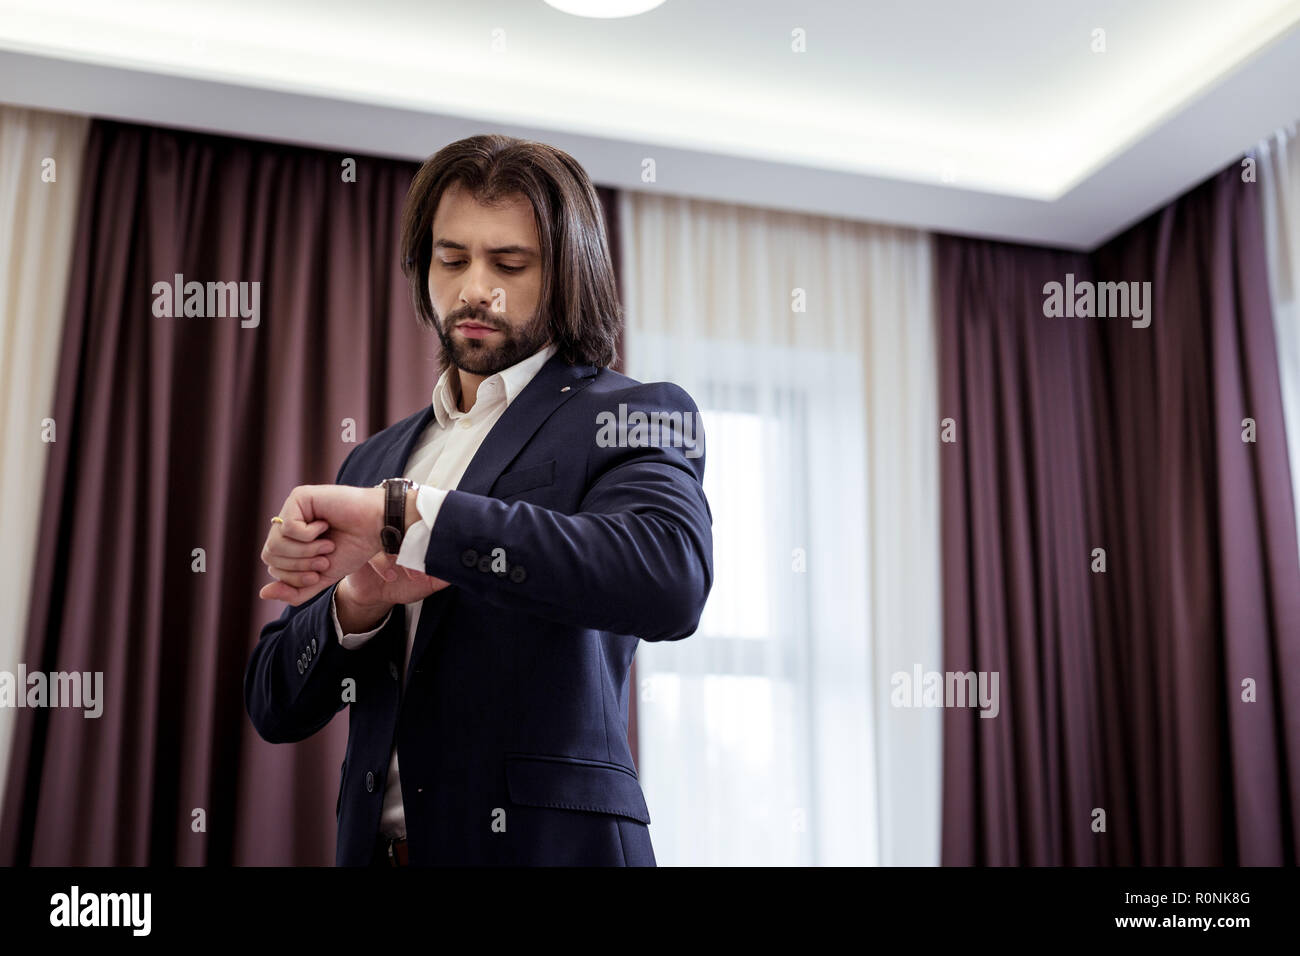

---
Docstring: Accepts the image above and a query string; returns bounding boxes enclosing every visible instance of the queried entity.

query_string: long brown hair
[399,134,622,367]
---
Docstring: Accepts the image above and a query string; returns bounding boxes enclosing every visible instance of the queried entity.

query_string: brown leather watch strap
[379,478,413,554]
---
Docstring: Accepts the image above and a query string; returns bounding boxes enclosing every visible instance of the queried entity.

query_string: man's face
[427,182,550,375]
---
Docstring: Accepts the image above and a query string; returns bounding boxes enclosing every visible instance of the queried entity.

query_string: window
[632,335,872,865]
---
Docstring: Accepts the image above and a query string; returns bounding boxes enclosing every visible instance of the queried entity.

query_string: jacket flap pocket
[494,459,556,499]
[505,753,650,824]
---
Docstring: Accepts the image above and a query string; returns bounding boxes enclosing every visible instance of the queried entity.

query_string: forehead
[431,182,537,247]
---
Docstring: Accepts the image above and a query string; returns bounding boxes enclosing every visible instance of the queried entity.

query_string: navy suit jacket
[244,353,713,865]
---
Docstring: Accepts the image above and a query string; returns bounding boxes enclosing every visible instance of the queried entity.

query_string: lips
[456,320,499,339]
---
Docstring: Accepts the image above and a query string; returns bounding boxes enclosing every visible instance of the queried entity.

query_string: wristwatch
[379,477,417,554]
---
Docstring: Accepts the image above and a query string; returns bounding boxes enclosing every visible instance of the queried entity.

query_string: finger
[267,567,321,588]
[279,492,330,543]
[260,580,303,603]
[267,533,334,554]
[263,536,334,563]
[280,519,329,543]
[275,517,329,543]
[263,554,331,573]
[259,578,327,606]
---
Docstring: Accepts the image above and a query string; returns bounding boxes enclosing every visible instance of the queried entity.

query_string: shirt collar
[431,341,559,428]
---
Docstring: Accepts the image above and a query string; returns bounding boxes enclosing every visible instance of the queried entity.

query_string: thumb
[367,552,399,583]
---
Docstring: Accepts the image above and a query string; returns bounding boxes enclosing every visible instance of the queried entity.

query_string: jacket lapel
[403,352,599,680]
[451,353,597,496]
[368,404,437,487]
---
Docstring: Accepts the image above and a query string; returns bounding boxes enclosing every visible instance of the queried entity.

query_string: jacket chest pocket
[493,459,556,499]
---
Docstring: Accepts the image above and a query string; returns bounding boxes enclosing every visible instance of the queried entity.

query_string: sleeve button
[365,771,376,792]
[461,548,479,568]
[509,565,527,583]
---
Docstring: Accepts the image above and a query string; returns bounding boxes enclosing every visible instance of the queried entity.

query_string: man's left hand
[260,484,386,605]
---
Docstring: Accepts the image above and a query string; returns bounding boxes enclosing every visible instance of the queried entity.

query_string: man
[243,134,713,867]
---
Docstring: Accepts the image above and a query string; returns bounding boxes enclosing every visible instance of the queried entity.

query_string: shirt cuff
[332,585,391,649]
[395,484,448,573]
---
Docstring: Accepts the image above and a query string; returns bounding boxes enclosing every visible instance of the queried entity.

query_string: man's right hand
[335,553,451,633]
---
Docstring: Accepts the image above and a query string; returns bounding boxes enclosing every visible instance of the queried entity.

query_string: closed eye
[440,261,524,273]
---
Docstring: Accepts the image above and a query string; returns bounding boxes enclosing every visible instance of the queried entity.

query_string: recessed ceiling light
[543,0,668,18]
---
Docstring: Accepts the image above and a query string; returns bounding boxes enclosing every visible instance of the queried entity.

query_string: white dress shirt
[329,340,558,839]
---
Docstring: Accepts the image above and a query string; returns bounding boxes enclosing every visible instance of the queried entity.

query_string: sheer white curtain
[618,190,942,865]
[1258,122,1300,563]
[0,105,90,819]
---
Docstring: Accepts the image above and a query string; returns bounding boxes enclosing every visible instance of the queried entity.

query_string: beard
[433,304,552,376]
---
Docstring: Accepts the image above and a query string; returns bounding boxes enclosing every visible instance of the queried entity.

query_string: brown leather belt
[378,835,409,866]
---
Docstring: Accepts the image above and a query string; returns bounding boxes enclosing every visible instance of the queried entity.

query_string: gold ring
[270,516,284,525]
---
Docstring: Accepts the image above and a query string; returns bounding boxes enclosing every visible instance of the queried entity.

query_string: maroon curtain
[0,119,625,865]
[938,165,1300,865]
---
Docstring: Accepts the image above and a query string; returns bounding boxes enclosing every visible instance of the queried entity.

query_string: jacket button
[389,661,399,680]
[366,771,375,792]
[477,555,492,573]
[509,565,527,583]
[461,548,478,568]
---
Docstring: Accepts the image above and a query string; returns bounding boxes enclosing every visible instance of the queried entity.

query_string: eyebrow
[434,239,538,257]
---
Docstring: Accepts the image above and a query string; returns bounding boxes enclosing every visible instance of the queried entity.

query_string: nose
[458,261,497,311]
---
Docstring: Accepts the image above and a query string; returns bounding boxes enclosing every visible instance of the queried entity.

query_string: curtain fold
[0,104,90,826]
[939,162,1300,865]
[1095,164,1300,865]
[618,190,942,865]
[0,118,626,865]
[936,237,1101,865]
[0,118,427,865]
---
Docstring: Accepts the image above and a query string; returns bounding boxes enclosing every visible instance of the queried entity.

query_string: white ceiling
[2,0,1300,249]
